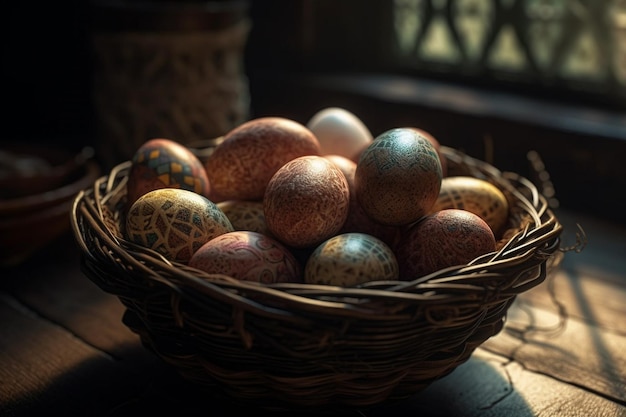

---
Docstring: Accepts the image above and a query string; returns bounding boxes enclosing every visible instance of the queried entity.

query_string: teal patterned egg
[355,128,442,226]
[304,233,399,287]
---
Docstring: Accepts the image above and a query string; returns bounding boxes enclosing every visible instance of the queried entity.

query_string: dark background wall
[5,2,94,151]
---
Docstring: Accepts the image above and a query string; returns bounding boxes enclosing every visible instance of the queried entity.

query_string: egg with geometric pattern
[304,233,399,287]
[430,176,509,236]
[216,200,271,236]
[126,138,211,207]
[125,188,233,264]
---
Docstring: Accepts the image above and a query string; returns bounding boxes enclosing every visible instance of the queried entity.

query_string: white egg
[306,107,373,162]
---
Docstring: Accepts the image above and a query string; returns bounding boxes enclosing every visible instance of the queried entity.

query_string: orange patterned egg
[395,209,496,280]
[216,200,271,236]
[355,128,442,226]
[189,231,302,284]
[126,138,211,207]
[125,188,233,264]
[204,117,321,201]
[305,233,399,287]
[430,176,509,236]
[264,155,350,248]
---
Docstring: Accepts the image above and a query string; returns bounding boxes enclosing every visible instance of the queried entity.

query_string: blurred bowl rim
[0,159,100,216]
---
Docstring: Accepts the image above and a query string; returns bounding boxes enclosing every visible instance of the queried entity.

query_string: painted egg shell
[264,155,350,248]
[304,233,399,287]
[395,209,496,280]
[405,127,448,177]
[216,200,271,236]
[126,138,211,207]
[431,176,510,236]
[125,188,234,264]
[204,117,321,201]
[355,128,442,226]
[325,154,400,247]
[189,231,302,284]
[307,107,373,162]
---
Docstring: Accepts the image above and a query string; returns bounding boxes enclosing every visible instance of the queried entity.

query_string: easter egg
[264,155,350,248]
[431,176,510,235]
[307,107,373,162]
[125,188,233,263]
[406,127,448,177]
[305,233,399,287]
[395,209,496,279]
[189,231,302,284]
[355,128,442,226]
[325,154,400,247]
[126,138,210,207]
[204,117,321,201]
[217,200,271,236]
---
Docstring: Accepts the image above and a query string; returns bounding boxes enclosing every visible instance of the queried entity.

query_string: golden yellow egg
[125,188,233,263]
[431,176,509,235]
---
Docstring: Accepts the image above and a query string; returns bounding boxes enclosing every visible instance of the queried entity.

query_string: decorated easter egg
[355,128,442,226]
[126,138,210,207]
[189,231,302,284]
[217,200,271,236]
[430,176,510,235]
[305,233,399,287]
[395,209,496,279]
[204,117,321,201]
[264,155,350,248]
[406,127,448,177]
[125,188,233,263]
[325,154,400,247]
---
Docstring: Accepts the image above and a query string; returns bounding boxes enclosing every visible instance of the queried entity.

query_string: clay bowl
[0,144,100,267]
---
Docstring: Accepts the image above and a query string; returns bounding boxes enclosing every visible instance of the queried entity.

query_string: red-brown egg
[125,188,234,264]
[204,117,321,201]
[305,233,399,287]
[355,128,443,226]
[395,209,496,279]
[126,138,210,207]
[325,154,400,247]
[264,155,350,248]
[189,231,302,284]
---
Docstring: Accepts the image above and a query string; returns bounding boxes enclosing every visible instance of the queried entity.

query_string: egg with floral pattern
[189,231,302,283]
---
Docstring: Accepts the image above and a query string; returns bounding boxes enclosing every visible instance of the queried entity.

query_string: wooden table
[1,209,625,416]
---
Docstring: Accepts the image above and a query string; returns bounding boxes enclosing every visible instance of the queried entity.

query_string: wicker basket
[70,142,565,411]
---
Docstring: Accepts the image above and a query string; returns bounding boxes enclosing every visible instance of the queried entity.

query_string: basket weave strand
[70,145,564,411]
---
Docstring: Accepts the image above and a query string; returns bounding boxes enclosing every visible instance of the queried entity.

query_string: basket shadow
[366,354,535,417]
[76,348,535,417]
